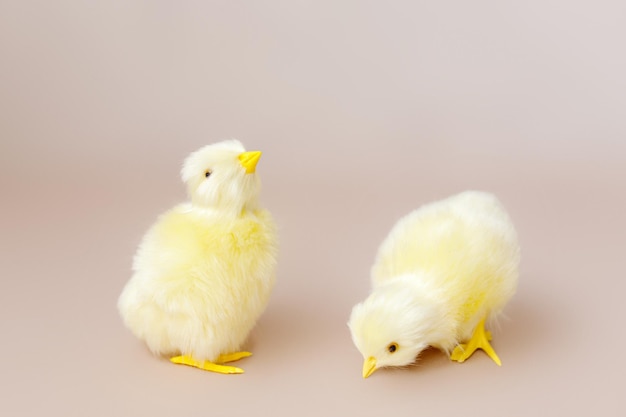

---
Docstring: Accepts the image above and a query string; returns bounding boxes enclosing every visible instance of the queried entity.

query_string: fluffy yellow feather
[118,140,278,374]
[349,191,519,378]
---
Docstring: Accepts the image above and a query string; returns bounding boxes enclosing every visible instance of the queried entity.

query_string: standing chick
[118,140,278,374]
[349,191,519,378]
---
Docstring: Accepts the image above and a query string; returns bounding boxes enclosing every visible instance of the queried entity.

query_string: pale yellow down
[118,140,278,373]
[349,191,520,377]
[372,191,519,337]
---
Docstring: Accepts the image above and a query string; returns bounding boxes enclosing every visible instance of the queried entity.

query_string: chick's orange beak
[238,151,262,174]
[363,356,377,379]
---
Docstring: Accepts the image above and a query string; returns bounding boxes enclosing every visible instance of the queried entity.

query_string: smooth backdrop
[1,1,624,416]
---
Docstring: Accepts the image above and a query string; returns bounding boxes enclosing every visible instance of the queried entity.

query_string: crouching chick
[349,191,519,378]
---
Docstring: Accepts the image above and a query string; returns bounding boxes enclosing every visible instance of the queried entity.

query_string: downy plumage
[349,191,519,378]
[118,140,278,374]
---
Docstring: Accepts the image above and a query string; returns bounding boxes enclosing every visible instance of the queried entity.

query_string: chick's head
[181,140,262,213]
[348,278,443,378]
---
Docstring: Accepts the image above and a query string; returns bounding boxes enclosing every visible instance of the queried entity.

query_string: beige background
[1,1,624,415]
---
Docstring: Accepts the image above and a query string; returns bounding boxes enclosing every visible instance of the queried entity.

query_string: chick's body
[120,206,276,361]
[350,191,519,377]
[118,140,277,373]
[372,191,519,346]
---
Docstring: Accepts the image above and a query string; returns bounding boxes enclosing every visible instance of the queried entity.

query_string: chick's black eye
[205,170,212,178]
[388,343,398,353]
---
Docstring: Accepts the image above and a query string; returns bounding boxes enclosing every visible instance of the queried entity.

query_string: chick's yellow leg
[170,355,245,374]
[450,317,502,366]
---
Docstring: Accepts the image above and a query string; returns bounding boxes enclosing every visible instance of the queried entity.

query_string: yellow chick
[118,140,278,374]
[349,191,519,378]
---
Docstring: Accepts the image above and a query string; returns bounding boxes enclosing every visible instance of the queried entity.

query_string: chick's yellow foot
[451,317,502,366]
[216,351,252,364]
[170,355,245,374]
